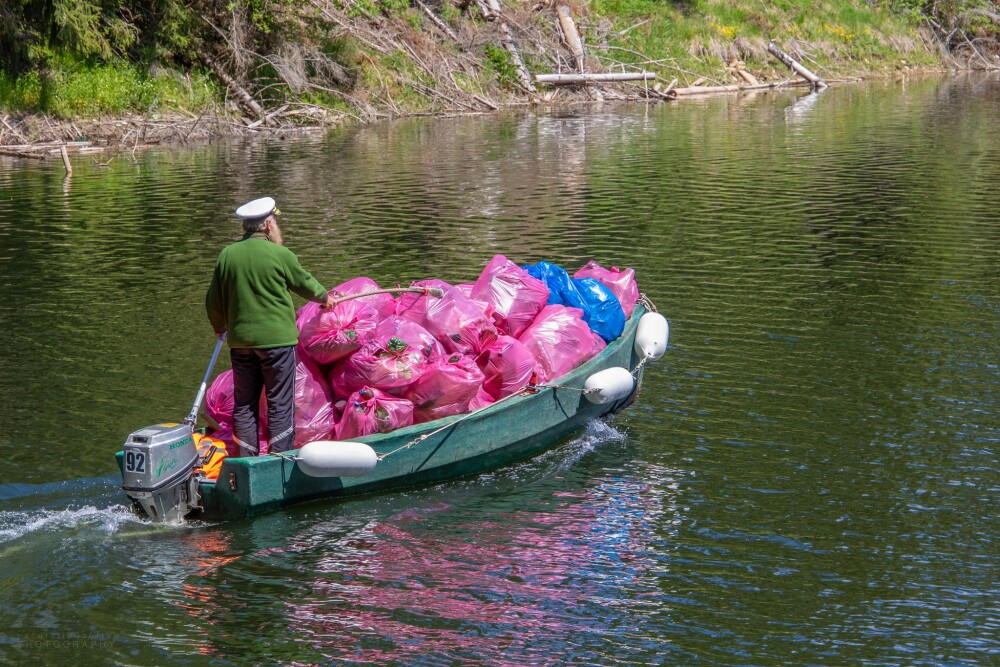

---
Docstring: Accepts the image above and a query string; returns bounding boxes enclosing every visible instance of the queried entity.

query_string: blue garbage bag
[573,277,625,342]
[524,261,625,342]
[524,261,585,310]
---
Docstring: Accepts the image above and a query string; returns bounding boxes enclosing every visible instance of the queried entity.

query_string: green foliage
[347,0,412,18]
[588,0,945,76]
[439,3,460,23]
[229,0,275,33]
[0,62,219,116]
[0,0,994,123]
[484,44,519,89]
[406,10,424,29]
[320,35,363,72]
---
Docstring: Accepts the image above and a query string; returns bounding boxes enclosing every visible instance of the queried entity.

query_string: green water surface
[0,73,997,666]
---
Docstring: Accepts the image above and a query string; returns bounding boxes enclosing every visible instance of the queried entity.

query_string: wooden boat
[118,303,662,522]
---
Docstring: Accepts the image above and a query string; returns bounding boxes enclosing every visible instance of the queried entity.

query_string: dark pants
[231,346,297,456]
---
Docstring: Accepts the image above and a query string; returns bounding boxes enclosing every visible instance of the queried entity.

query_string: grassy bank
[0,63,219,118]
[589,0,939,81]
[0,1,997,145]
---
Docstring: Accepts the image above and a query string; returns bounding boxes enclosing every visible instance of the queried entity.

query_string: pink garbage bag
[288,357,337,447]
[335,387,414,439]
[468,387,496,411]
[296,300,321,332]
[517,304,606,383]
[299,299,379,364]
[205,369,236,430]
[475,332,537,399]
[454,283,493,313]
[372,315,446,363]
[423,287,498,356]
[405,353,485,423]
[334,277,397,319]
[296,277,397,330]
[395,279,453,328]
[328,316,444,398]
[574,261,639,318]
[205,369,267,438]
[470,255,549,338]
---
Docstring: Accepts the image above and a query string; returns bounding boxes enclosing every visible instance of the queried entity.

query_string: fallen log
[767,43,828,90]
[499,22,536,92]
[60,145,72,175]
[201,54,266,119]
[0,148,47,159]
[0,141,92,151]
[670,79,816,97]
[726,60,760,86]
[417,0,459,41]
[556,4,586,72]
[671,84,743,96]
[535,71,655,85]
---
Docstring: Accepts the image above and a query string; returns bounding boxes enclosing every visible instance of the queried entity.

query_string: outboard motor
[122,334,227,523]
[121,423,201,523]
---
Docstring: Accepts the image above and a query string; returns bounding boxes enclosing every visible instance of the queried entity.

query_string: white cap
[235,196,278,221]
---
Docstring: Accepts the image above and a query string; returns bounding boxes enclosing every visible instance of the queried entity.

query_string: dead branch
[767,42,828,89]
[416,0,460,41]
[201,53,266,118]
[499,21,537,92]
[556,4,586,72]
[536,71,654,85]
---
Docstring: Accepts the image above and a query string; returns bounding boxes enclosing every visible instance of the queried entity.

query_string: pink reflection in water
[172,469,670,665]
[286,482,659,664]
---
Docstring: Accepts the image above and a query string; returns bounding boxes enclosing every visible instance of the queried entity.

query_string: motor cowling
[121,423,201,523]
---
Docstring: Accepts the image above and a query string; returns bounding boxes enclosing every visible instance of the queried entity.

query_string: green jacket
[206,233,328,349]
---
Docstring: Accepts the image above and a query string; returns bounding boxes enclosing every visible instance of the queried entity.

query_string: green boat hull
[118,305,648,522]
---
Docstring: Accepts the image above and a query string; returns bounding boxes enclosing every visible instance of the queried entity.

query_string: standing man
[206,196,334,457]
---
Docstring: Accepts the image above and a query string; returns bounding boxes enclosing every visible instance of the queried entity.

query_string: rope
[637,292,658,313]
[537,382,590,393]
[377,385,535,461]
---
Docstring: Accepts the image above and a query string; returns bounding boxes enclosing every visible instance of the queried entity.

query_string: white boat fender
[294,441,378,478]
[635,312,669,360]
[584,367,636,404]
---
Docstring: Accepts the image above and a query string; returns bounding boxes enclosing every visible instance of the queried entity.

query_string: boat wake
[0,476,156,547]
[471,418,630,492]
[0,504,143,545]
[544,418,629,473]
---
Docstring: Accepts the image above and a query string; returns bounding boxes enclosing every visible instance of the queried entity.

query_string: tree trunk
[766,43,828,90]
[201,54,266,119]
[536,72,655,85]
[500,22,536,92]
[556,5,586,72]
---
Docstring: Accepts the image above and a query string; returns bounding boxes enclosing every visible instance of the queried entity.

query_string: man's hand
[320,293,336,309]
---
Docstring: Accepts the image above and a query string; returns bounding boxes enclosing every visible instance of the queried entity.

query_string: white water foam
[0,504,145,545]
[549,418,629,472]
[478,418,630,486]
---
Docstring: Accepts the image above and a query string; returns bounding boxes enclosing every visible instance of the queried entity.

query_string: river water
[0,74,997,665]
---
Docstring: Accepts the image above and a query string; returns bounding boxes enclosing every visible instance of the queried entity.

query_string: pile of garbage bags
[205,255,639,453]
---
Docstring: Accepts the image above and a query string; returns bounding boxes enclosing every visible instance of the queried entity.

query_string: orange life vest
[192,433,228,480]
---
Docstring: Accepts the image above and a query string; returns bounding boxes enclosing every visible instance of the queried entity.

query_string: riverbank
[1,1,997,155]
